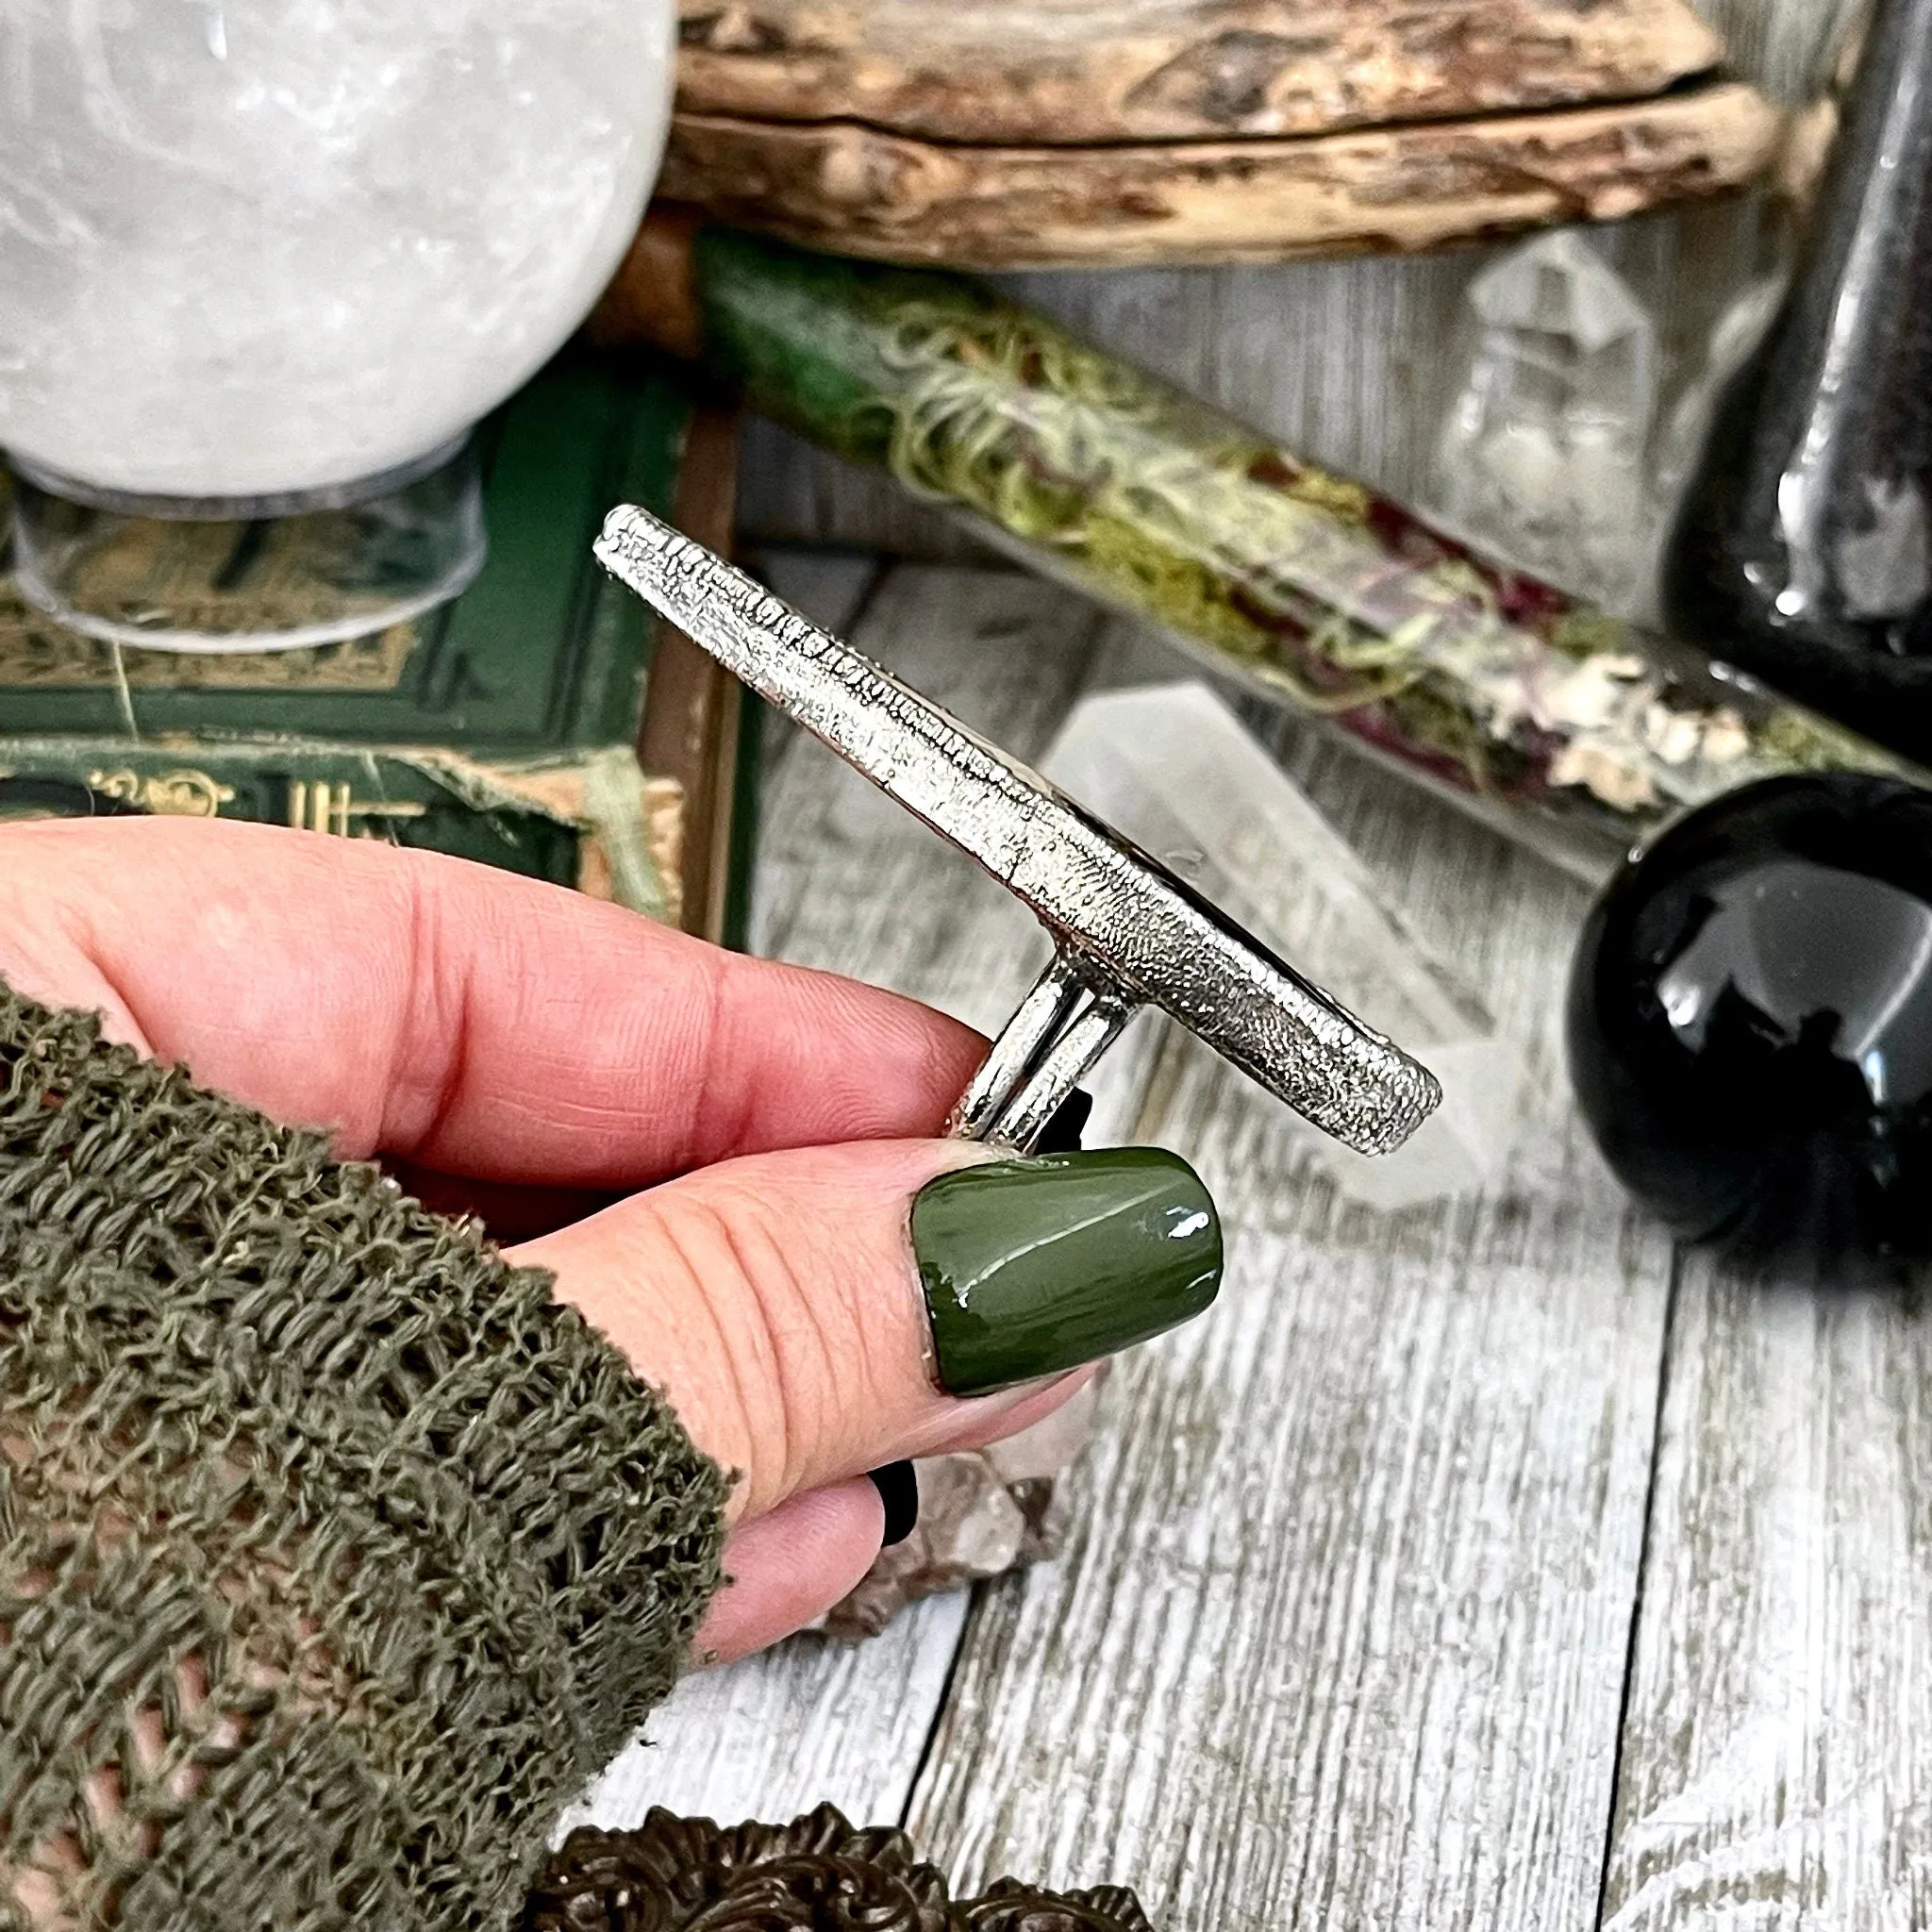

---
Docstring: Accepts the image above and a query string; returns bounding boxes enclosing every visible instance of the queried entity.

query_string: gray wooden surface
[571,536,1932,1927]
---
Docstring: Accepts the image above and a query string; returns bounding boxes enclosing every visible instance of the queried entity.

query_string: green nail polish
[912,1147,1223,1396]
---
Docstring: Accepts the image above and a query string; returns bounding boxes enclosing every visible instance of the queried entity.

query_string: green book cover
[0,352,736,927]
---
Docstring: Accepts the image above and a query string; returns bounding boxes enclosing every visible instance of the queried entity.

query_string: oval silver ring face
[595,504,1441,1157]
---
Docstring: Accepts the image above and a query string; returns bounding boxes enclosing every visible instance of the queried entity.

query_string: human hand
[0,819,1219,1660]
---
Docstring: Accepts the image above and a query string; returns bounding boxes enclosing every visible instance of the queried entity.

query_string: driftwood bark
[659,81,1781,268]
[675,0,1725,145]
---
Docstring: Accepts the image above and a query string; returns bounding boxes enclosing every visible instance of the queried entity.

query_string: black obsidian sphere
[1568,774,1932,1275]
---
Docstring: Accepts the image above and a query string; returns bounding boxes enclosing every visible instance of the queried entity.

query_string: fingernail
[912,1148,1222,1396]
[866,1461,919,1546]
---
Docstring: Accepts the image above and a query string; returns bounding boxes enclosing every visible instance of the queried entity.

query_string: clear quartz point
[1040,682,1525,1209]
[1434,229,1660,611]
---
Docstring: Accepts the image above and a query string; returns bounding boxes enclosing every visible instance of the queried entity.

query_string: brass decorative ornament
[527,1806,1155,1932]
[86,766,236,817]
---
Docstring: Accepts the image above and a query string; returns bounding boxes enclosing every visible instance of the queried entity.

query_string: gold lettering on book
[286,780,430,838]
[88,767,238,817]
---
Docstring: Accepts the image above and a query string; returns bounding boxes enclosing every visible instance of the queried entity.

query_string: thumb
[509,1138,1222,1524]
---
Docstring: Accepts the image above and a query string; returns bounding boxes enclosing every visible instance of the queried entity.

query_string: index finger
[0,817,986,1186]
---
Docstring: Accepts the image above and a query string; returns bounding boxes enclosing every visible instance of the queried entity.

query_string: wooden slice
[659,80,1782,269]
[676,0,1726,145]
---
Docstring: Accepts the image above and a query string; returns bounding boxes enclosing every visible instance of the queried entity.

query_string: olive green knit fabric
[0,987,728,1932]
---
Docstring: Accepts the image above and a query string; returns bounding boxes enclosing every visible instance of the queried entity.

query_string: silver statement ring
[595,505,1440,1158]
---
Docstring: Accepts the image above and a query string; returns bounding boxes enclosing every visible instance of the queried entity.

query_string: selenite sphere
[0,1,673,500]
[1568,774,1932,1275]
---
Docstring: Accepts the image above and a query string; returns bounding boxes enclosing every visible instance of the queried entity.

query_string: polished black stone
[1567,774,1932,1274]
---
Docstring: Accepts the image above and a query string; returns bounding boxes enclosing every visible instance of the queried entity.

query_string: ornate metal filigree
[526,1806,1155,1932]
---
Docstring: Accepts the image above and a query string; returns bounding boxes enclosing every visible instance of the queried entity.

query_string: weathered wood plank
[563,1592,971,1833]
[576,563,1129,1832]
[903,693,1675,1926]
[1598,1261,1932,1930]
[739,419,983,562]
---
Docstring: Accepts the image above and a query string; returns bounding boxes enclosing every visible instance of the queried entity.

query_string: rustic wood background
[568,3,1931,1924]
[567,514,1932,1927]
[733,0,1849,569]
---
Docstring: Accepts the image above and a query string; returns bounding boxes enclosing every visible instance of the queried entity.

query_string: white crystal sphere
[0,1,674,499]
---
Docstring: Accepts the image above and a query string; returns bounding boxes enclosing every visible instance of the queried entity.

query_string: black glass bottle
[1662,0,1932,760]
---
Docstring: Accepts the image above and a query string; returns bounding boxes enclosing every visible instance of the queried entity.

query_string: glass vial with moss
[1662,0,1932,760]
[597,215,1924,884]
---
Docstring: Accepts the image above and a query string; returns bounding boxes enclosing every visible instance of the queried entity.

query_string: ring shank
[951,948,1135,1153]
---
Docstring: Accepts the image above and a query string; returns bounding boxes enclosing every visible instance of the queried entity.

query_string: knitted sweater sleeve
[0,987,729,1932]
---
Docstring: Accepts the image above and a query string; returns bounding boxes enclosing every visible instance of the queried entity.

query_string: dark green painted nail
[912,1147,1223,1396]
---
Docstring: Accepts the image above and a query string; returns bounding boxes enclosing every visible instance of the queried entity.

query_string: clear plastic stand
[7,440,485,655]
[1039,680,1527,1209]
